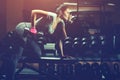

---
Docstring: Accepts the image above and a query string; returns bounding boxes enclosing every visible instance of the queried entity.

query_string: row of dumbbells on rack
[62,35,115,57]
[39,62,120,80]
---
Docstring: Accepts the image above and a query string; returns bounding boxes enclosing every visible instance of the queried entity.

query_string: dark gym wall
[0,0,6,39]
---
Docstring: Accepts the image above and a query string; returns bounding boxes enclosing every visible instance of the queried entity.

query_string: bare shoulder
[47,12,57,17]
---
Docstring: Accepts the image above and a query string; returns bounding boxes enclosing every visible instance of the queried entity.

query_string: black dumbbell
[72,37,81,49]
[64,37,73,49]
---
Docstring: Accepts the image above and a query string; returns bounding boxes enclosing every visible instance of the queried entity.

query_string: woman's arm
[31,10,57,27]
[31,10,48,27]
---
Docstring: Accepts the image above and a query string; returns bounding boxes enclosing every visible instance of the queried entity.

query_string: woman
[30,4,71,57]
